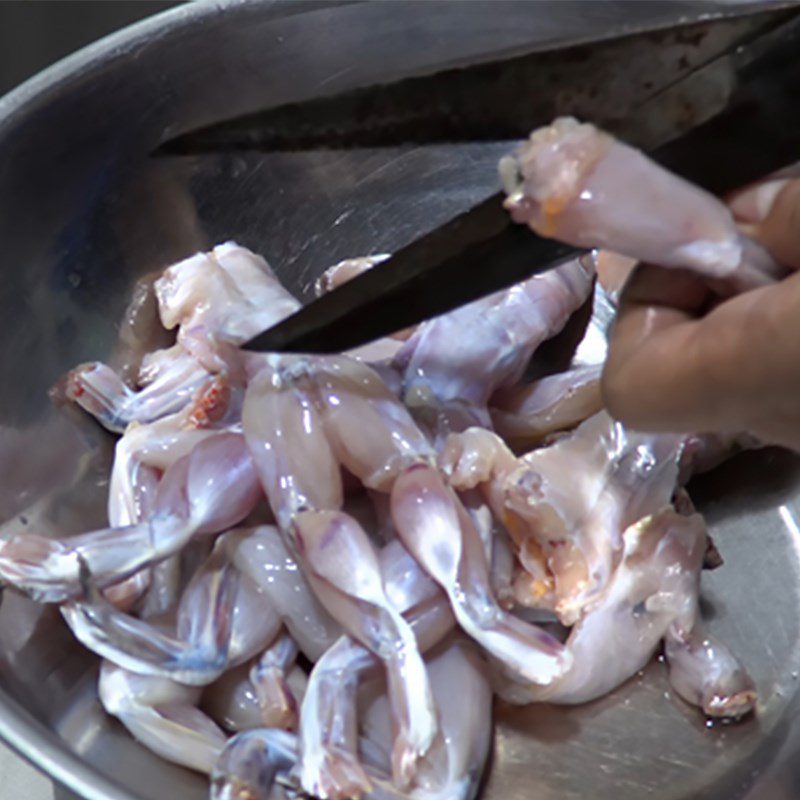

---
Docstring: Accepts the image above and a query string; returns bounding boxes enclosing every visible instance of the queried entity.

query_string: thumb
[731,178,800,269]
[757,178,800,269]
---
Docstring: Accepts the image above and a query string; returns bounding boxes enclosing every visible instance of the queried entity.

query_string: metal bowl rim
[0,4,223,795]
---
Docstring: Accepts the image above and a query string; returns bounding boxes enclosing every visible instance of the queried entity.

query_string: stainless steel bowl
[1,2,800,798]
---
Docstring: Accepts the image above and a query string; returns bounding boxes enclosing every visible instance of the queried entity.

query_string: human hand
[601,178,800,449]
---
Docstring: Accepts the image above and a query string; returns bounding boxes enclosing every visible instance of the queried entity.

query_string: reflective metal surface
[0,2,799,799]
[157,3,798,153]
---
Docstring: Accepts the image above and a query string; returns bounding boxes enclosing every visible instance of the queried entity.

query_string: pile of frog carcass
[0,119,768,800]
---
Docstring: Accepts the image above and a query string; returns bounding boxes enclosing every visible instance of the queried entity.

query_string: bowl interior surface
[0,2,799,799]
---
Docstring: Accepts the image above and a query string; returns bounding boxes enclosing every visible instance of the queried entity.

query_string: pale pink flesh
[66,242,300,435]
[99,661,227,774]
[665,625,757,719]
[65,356,209,433]
[181,556,280,669]
[490,364,603,447]
[394,256,594,435]
[201,662,265,732]
[249,632,301,730]
[103,466,162,618]
[501,117,778,284]
[390,465,571,685]
[179,434,263,535]
[595,250,638,298]
[293,509,438,787]
[138,556,182,619]
[0,515,192,604]
[155,242,300,344]
[495,498,748,718]
[497,510,711,706]
[225,525,343,662]
[211,728,298,799]
[0,434,260,602]
[65,537,288,687]
[438,427,519,492]
[314,255,390,297]
[381,539,456,653]
[296,544,454,800]
[440,413,684,622]
[414,638,493,800]
[511,412,682,617]
[202,656,306,734]
[242,364,343,527]
[102,568,152,612]
[308,356,434,491]
[108,412,213,527]
[106,367,249,528]
[63,543,239,685]
[12,234,762,794]
[297,636,377,800]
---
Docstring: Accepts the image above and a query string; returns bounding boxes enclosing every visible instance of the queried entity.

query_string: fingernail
[729,179,790,223]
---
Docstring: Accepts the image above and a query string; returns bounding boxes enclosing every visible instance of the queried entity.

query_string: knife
[165,5,800,354]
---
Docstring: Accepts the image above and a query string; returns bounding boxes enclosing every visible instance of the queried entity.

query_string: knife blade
[244,194,577,354]
[241,9,800,354]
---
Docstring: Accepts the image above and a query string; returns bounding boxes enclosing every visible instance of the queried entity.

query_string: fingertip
[596,251,637,296]
[756,179,800,270]
[728,178,790,224]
